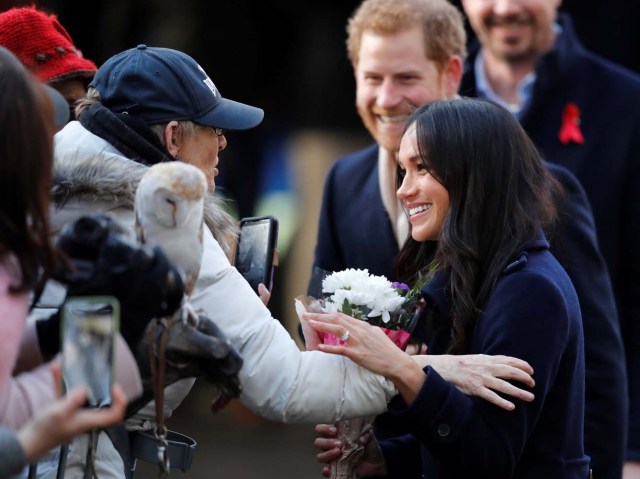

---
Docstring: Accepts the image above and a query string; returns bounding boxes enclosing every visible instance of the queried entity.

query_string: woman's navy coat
[380,238,589,478]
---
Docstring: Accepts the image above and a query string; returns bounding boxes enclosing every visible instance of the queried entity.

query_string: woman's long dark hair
[0,54,57,293]
[396,98,560,353]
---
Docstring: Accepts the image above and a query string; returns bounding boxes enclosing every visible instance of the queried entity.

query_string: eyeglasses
[195,124,225,137]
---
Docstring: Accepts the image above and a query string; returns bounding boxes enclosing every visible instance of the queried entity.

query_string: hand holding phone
[61,296,119,408]
[234,216,279,294]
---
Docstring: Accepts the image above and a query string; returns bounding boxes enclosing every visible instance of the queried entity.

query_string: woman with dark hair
[0,47,58,296]
[307,98,589,478]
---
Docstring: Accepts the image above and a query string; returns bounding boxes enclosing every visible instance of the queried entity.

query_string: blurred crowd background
[1,0,639,476]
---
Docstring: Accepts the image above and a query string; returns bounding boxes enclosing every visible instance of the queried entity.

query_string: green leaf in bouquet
[340,298,353,316]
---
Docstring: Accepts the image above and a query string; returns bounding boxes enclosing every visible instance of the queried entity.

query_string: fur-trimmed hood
[52,121,238,256]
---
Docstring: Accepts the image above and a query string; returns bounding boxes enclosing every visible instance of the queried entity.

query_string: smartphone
[61,296,119,408]
[234,216,279,294]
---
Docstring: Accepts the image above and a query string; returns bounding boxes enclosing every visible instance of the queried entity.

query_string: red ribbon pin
[558,102,584,145]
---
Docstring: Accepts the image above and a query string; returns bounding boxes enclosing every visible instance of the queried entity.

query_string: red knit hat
[0,6,97,84]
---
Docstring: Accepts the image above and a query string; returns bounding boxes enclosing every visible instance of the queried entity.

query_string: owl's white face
[179,126,227,192]
[136,162,207,230]
[152,188,203,232]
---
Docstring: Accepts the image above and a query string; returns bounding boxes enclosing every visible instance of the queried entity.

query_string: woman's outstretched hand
[313,423,386,478]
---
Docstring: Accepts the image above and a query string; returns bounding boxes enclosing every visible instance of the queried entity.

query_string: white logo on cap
[197,64,217,97]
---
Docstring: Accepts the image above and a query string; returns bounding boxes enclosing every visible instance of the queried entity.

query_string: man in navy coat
[311,0,627,477]
[459,0,640,475]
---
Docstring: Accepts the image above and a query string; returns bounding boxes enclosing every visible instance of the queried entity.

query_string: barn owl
[134,162,207,323]
[131,162,243,410]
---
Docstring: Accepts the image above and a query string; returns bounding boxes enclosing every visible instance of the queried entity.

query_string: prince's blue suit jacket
[312,142,626,476]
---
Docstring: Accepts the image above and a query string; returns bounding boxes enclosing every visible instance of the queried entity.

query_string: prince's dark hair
[396,98,560,353]
[0,54,57,293]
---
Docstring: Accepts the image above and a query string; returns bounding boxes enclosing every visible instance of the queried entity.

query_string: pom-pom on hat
[0,6,97,84]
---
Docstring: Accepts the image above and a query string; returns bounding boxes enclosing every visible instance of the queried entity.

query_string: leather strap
[147,317,173,476]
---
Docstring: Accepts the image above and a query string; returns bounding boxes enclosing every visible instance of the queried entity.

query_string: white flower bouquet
[301,268,425,350]
[295,268,427,479]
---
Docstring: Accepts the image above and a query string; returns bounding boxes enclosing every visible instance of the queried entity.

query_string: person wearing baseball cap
[65,44,263,189]
[47,45,264,477]
[0,6,97,116]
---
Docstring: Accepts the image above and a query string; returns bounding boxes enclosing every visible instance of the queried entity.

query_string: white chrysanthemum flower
[322,268,404,314]
[317,267,426,347]
[325,289,370,311]
[368,294,406,322]
[321,268,410,325]
[322,268,372,293]
[365,274,392,291]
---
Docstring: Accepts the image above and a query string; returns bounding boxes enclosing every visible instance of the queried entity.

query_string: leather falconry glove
[127,313,243,417]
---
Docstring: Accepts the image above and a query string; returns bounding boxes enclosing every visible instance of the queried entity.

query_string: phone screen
[235,217,276,293]
[61,296,119,408]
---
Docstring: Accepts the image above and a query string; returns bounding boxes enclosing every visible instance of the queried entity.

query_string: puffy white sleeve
[190,229,397,423]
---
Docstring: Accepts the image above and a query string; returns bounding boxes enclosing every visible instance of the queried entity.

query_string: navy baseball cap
[89,44,264,130]
[0,46,69,129]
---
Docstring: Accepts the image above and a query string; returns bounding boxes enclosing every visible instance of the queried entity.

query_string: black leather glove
[128,314,243,417]
[49,214,184,352]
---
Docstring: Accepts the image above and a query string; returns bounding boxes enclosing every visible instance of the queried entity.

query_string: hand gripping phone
[61,296,119,408]
[234,216,279,294]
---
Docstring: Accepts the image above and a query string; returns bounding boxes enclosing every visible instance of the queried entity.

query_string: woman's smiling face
[396,126,449,242]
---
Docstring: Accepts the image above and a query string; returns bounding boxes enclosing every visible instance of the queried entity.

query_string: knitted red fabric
[0,6,97,84]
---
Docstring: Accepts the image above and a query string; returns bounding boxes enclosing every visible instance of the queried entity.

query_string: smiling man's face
[355,27,451,153]
[462,0,560,65]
